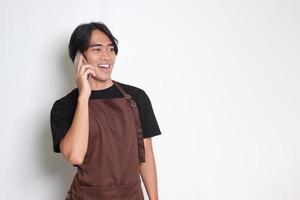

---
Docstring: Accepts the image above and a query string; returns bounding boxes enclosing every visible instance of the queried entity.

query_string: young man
[50,22,161,200]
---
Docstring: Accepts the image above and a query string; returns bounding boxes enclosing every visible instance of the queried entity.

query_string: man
[50,22,161,200]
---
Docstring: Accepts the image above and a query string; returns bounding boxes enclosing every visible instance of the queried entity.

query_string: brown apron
[65,81,145,200]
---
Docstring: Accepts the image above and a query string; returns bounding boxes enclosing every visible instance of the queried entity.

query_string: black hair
[68,21,118,62]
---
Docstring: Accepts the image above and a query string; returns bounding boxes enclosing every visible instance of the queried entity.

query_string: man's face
[83,29,116,82]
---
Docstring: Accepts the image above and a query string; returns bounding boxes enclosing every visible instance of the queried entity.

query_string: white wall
[1,0,299,199]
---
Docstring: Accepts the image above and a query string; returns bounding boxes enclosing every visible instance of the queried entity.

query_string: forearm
[60,97,89,165]
[139,138,159,200]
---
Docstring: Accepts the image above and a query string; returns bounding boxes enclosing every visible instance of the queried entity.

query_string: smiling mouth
[97,64,110,70]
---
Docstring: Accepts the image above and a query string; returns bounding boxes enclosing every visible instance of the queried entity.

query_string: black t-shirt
[50,81,161,153]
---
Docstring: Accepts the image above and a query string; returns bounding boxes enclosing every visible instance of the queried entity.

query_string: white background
[1,0,299,199]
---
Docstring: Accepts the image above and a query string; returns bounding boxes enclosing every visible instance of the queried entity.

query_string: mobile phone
[74,50,84,67]
[74,51,91,79]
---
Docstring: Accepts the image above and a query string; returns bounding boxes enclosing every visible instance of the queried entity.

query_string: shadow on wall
[38,40,77,199]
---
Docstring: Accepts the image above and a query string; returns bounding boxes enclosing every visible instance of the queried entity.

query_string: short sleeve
[136,91,161,138]
[50,99,74,153]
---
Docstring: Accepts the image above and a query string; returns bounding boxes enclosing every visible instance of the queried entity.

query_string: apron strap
[113,80,146,163]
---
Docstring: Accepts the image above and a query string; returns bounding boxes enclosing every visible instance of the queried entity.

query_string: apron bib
[65,81,145,200]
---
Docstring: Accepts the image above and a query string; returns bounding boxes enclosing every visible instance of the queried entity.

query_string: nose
[101,49,110,60]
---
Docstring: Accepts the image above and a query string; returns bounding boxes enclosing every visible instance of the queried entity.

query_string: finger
[79,65,95,75]
[82,69,96,79]
[79,64,87,75]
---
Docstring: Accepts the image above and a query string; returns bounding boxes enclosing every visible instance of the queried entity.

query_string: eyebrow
[89,43,114,48]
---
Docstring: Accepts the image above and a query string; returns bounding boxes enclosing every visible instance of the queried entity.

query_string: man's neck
[89,78,114,91]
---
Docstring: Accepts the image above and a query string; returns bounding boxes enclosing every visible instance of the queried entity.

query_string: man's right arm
[59,52,96,166]
[59,97,89,165]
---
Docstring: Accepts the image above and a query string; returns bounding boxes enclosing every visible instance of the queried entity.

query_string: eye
[92,48,100,51]
[109,47,115,52]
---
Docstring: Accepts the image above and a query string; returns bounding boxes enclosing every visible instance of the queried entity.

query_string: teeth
[98,64,110,68]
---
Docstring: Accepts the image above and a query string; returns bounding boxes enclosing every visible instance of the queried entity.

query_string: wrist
[77,96,90,103]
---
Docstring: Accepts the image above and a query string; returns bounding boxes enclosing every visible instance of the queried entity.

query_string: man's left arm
[139,138,159,200]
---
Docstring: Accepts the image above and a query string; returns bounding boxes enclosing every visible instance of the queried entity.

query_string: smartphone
[74,51,91,79]
[74,50,81,67]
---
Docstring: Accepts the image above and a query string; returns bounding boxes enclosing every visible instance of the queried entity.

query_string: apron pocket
[70,180,143,200]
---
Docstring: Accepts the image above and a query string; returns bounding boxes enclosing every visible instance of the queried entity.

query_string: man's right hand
[75,53,96,100]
